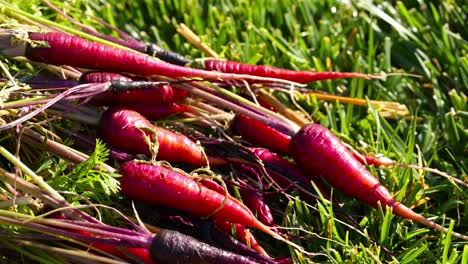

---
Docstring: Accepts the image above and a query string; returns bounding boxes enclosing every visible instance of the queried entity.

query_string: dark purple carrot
[98,107,210,166]
[13,32,290,83]
[145,43,192,66]
[232,114,291,154]
[134,203,274,262]
[289,123,468,240]
[201,59,379,84]
[119,161,281,241]
[17,75,79,88]
[150,229,264,264]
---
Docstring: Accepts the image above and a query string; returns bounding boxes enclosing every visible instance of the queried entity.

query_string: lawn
[0,0,466,263]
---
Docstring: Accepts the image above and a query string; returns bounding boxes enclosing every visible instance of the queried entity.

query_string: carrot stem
[0,1,133,51]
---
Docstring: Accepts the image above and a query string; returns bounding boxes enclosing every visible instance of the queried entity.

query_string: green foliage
[45,139,120,204]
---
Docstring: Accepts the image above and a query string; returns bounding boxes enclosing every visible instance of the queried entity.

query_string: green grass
[0,0,467,263]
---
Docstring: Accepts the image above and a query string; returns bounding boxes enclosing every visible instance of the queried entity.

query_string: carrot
[248,147,331,201]
[214,220,270,257]
[237,188,274,227]
[200,178,272,227]
[201,178,274,227]
[47,212,155,264]
[79,71,133,83]
[134,203,275,262]
[98,107,207,166]
[149,229,264,264]
[17,32,290,83]
[145,43,192,66]
[124,103,190,120]
[289,123,468,240]
[256,97,277,112]
[232,114,291,154]
[201,59,378,84]
[79,71,190,106]
[44,0,192,66]
[232,114,398,166]
[200,178,227,195]
[119,160,281,241]
[76,230,156,264]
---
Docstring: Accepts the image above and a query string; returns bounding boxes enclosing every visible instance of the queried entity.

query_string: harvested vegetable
[119,160,280,240]
[289,123,468,240]
[201,59,379,83]
[98,107,209,165]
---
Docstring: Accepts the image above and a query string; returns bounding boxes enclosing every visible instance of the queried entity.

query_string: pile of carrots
[0,14,466,264]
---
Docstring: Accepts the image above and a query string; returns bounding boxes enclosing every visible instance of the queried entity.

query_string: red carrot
[202,59,378,84]
[124,103,191,120]
[248,147,331,201]
[19,32,289,83]
[289,123,468,240]
[201,178,275,227]
[201,178,227,195]
[232,114,397,166]
[76,230,156,264]
[256,97,277,112]
[232,114,291,154]
[48,212,155,264]
[237,188,274,227]
[79,71,190,106]
[119,161,281,241]
[79,71,133,83]
[98,107,207,166]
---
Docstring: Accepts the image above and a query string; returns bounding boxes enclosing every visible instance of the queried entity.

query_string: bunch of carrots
[0,2,466,264]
